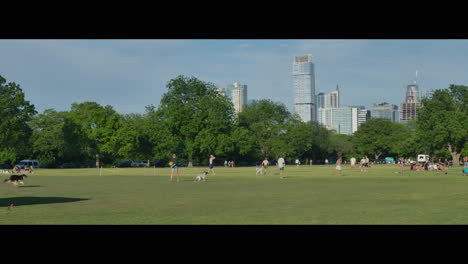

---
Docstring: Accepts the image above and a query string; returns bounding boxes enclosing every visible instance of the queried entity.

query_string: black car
[149,161,167,168]
[0,164,12,169]
[115,160,132,168]
[41,162,58,168]
[60,163,77,168]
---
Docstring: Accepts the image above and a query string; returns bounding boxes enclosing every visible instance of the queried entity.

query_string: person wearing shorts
[463,156,468,176]
[262,158,269,175]
[170,154,180,182]
[208,155,216,175]
[444,159,450,175]
[278,157,285,179]
[399,158,405,173]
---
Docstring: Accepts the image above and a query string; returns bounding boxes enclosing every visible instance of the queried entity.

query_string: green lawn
[1,165,467,224]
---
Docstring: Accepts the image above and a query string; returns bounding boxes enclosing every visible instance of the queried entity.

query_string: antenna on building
[414,70,418,84]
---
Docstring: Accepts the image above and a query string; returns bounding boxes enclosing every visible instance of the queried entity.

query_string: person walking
[399,158,405,174]
[364,156,369,172]
[169,154,180,182]
[334,157,343,176]
[278,156,285,179]
[262,157,269,175]
[463,156,468,176]
[208,155,216,175]
[350,157,356,170]
[444,159,450,175]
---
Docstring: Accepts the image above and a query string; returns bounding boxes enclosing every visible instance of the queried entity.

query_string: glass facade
[371,102,398,122]
[293,55,316,122]
[318,107,363,135]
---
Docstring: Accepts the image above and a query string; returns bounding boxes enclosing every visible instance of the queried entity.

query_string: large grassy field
[1,165,467,224]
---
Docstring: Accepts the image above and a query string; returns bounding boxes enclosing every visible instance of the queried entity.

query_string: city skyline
[1,39,467,115]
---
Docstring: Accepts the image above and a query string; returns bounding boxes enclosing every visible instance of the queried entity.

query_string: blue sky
[1,39,467,114]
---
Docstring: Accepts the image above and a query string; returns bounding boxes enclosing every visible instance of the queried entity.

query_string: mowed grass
[1,165,468,224]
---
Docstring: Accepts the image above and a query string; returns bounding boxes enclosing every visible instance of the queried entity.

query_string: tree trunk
[96,153,100,168]
[188,160,193,167]
[448,144,461,166]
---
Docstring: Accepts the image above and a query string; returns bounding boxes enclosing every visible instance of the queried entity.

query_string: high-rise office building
[317,85,340,109]
[350,105,371,126]
[323,85,340,108]
[400,82,421,123]
[371,102,399,122]
[293,55,316,122]
[228,82,248,114]
[215,88,227,97]
[318,107,361,135]
[316,92,325,109]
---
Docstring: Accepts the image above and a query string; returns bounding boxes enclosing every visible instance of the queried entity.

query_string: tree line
[1,75,466,167]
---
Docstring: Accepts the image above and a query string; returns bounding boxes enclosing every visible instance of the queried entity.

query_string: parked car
[0,164,12,169]
[15,159,40,169]
[41,162,58,168]
[115,160,132,168]
[150,161,166,168]
[131,161,147,167]
[60,163,77,168]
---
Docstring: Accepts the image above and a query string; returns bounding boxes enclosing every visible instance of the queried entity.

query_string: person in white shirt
[295,159,300,168]
[278,157,285,179]
[350,157,356,169]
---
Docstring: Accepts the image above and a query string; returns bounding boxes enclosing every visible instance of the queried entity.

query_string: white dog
[256,166,265,175]
[194,171,208,182]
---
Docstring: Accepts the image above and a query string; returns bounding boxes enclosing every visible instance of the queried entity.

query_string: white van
[417,155,430,163]
[16,160,40,169]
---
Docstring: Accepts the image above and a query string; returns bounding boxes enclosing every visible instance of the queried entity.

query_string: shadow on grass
[18,185,45,188]
[1,197,90,207]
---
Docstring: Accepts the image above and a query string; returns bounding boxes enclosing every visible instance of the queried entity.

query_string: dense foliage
[1,74,466,167]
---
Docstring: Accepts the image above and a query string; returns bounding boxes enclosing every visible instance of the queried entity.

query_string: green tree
[68,102,122,167]
[30,109,67,165]
[237,99,298,159]
[416,85,468,166]
[155,75,235,166]
[330,134,354,160]
[353,118,409,160]
[0,75,37,164]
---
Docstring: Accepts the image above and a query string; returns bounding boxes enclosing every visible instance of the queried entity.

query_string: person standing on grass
[169,154,180,182]
[325,159,329,165]
[208,155,216,175]
[278,156,285,179]
[399,158,405,173]
[350,157,356,170]
[224,160,228,168]
[262,157,269,175]
[463,156,468,176]
[334,157,342,175]
[295,159,300,168]
[364,156,369,172]
[444,159,450,175]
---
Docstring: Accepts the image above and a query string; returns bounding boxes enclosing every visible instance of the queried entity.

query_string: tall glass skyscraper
[228,82,248,114]
[293,55,316,122]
